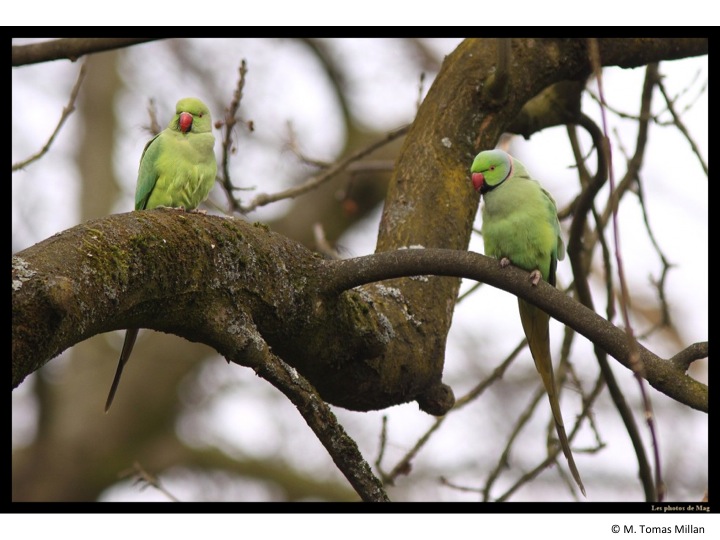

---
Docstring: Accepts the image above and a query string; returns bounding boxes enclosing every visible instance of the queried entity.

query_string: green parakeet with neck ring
[471,149,585,497]
[105,97,217,412]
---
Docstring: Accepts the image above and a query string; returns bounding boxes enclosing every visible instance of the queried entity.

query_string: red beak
[179,112,193,133]
[472,172,484,192]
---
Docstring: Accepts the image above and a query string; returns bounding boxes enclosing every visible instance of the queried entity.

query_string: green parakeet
[105,97,217,412]
[471,149,585,496]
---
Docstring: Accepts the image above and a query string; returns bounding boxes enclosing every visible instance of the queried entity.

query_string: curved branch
[320,248,708,413]
[567,113,656,498]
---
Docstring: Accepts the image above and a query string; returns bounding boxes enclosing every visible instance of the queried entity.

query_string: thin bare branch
[12,61,87,172]
[670,342,708,372]
[374,415,389,474]
[120,461,181,502]
[218,59,249,214]
[495,374,607,502]
[415,72,426,111]
[484,386,548,500]
[241,126,409,213]
[312,223,340,259]
[656,74,708,176]
[635,171,676,336]
[144,98,161,136]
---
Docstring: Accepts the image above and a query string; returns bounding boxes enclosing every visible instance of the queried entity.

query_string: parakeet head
[171,97,213,135]
[470,149,513,194]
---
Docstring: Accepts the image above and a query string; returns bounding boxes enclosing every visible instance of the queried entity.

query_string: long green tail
[519,298,586,496]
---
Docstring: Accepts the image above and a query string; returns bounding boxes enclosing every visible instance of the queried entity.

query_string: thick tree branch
[12,38,158,66]
[11,212,452,414]
[324,249,706,410]
[12,213,707,414]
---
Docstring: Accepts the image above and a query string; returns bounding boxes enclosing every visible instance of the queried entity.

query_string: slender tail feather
[105,328,139,412]
[518,298,586,497]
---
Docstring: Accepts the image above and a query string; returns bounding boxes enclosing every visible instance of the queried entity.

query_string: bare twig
[656,74,708,176]
[380,341,522,486]
[456,280,484,303]
[241,126,409,213]
[374,415,389,474]
[120,461,181,502]
[286,123,333,169]
[145,98,161,136]
[380,413,444,486]
[484,386,548,500]
[569,108,656,502]
[478,328,603,500]
[12,61,87,172]
[416,72,426,111]
[218,59,249,214]
[495,374,607,502]
[635,172,675,335]
[312,223,340,259]
[439,476,482,494]
[670,342,708,372]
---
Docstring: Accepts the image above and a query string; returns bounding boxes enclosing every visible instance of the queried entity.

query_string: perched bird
[470,149,585,496]
[105,97,217,412]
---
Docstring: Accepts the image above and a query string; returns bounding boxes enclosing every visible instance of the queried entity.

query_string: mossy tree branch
[12,212,707,413]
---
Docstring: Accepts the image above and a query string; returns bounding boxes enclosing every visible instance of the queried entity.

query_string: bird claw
[498,259,542,286]
[189,208,207,214]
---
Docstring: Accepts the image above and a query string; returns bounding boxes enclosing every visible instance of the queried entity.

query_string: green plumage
[135,97,217,211]
[105,98,217,412]
[471,149,585,497]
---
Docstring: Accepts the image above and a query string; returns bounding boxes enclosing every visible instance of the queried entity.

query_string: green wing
[134,133,163,210]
